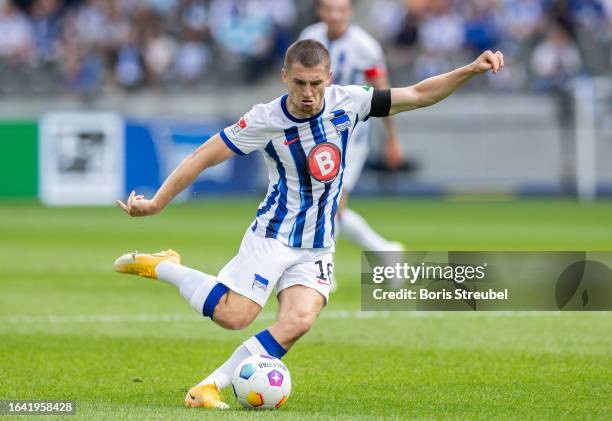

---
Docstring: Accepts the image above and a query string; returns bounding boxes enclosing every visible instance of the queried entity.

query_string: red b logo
[307,142,341,183]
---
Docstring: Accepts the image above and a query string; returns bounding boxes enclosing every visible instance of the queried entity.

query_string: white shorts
[217,230,335,308]
[343,126,370,192]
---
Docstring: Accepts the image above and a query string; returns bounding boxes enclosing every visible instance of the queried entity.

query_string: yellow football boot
[184,384,229,409]
[113,249,181,279]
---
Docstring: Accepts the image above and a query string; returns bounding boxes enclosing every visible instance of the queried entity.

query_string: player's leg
[186,249,331,409]
[113,249,262,329]
[337,192,405,252]
[267,284,325,349]
[186,285,325,409]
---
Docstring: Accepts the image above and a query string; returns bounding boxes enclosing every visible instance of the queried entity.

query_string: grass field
[1,199,611,420]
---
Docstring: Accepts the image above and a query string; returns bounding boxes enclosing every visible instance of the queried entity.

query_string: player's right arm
[118,104,268,217]
[117,134,235,217]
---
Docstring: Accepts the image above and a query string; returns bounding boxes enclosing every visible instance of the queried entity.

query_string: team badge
[252,274,269,291]
[330,111,352,136]
[307,142,341,184]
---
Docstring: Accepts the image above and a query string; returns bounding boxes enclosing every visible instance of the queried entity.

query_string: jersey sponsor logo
[307,142,341,183]
[252,274,269,291]
[283,136,300,146]
[229,116,247,137]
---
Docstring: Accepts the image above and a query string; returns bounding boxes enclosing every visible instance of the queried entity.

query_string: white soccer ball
[231,354,291,409]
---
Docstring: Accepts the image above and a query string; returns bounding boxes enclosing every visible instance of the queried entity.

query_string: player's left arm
[367,71,402,169]
[388,50,504,115]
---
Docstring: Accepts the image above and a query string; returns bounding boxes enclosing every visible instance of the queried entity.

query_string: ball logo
[307,142,341,183]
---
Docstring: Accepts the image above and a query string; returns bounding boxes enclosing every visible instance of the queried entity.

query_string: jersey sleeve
[219,104,269,155]
[343,85,375,120]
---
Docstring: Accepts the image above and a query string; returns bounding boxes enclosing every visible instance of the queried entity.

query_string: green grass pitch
[1,199,611,420]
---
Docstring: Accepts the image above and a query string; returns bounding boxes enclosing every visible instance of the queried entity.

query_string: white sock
[197,343,251,389]
[198,330,286,389]
[340,208,395,251]
[156,261,227,318]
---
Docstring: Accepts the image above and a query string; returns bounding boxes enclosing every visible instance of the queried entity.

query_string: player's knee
[215,311,254,330]
[280,312,316,339]
[213,306,256,331]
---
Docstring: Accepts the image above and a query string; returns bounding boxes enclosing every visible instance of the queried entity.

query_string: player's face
[318,0,352,39]
[282,62,331,117]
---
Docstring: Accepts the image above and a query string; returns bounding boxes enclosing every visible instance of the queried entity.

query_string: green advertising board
[0,121,37,198]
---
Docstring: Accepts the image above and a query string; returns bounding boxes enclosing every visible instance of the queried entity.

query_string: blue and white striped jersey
[219,84,374,249]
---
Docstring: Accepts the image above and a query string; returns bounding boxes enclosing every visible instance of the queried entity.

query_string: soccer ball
[231,354,291,409]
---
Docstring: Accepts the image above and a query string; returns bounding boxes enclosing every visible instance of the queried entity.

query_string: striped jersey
[219,84,375,249]
[299,23,386,142]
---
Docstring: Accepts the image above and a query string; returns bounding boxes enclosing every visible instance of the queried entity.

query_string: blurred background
[1,0,611,202]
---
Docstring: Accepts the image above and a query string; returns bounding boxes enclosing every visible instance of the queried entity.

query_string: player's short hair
[284,40,330,70]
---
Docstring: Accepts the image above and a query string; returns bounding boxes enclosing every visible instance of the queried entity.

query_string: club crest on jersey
[307,142,341,184]
[331,113,352,135]
[229,116,247,137]
[252,274,269,291]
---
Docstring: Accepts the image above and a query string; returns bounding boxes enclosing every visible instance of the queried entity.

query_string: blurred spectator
[2,0,611,96]
[498,0,544,42]
[114,27,144,89]
[414,0,466,79]
[143,24,176,85]
[418,0,465,54]
[367,0,406,43]
[30,0,63,63]
[531,23,582,91]
[209,0,276,81]
[179,0,211,37]
[0,0,34,64]
[463,0,499,53]
[174,29,209,83]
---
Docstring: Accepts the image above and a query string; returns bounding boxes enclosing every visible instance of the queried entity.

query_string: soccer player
[114,40,503,409]
[299,0,405,259]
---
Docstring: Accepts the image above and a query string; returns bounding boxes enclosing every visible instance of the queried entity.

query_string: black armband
[369,89,391,118]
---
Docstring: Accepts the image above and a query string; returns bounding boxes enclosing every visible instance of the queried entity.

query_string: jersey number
[315,260,334,281]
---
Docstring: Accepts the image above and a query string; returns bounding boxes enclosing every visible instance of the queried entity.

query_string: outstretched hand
[471,50,504,75]
[117,191,160,217]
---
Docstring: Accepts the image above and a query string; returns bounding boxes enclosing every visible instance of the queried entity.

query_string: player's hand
[384,136,403,170]
[471,50,504,75]
[116,191,160,217]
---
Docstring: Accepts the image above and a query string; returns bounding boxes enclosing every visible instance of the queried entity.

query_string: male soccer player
[114,40,503,409]
[300,0,404,258]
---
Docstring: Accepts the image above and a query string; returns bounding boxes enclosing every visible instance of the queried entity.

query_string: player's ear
[327,70,333,86]
[281,67,288,83]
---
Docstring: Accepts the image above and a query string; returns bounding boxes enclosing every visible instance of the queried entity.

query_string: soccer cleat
[184,384,229,409]
[113,249,180,279]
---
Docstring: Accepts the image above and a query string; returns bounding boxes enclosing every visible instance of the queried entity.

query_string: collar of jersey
[281,95,326,123]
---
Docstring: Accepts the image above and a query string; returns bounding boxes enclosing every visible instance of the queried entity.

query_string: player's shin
[197,329,287,390]
[156,262,228,318]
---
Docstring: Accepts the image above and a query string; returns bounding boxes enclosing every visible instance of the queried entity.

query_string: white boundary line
[1,311,606,325]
